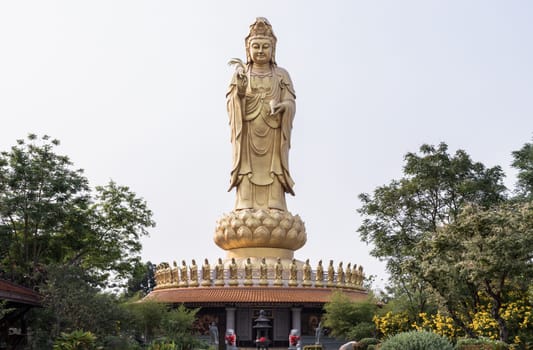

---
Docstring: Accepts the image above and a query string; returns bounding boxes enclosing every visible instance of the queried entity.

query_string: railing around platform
[153,259,366,291]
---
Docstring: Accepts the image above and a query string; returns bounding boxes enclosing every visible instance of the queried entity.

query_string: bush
[355,338,380,350]
[53,330,101,350]
[380,330,453,350]
[348,322,377,340]
[147,341,178,350]
[102,335,142,350]
[455,338,509,350]
[323,293,378,339]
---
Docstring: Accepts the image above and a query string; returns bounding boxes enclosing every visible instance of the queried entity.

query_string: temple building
[145,17,368,347]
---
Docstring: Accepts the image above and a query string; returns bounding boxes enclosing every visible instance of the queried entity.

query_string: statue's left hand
[270,101,286,115]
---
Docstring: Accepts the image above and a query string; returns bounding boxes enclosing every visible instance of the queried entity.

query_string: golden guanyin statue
[215,17,306,260]
[227,17,295,211]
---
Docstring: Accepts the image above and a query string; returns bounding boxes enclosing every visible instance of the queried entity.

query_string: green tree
[358,143,506,321]
[0,134,155,288]
[512,138,533,198]
[358,141,533,343]
[322,292,378,340]
[124,261,156,298]
[419,202,533,342]
[29,265,127,347]
[160,305,201,348]
[123,301,201,349]
[123,299,167,344]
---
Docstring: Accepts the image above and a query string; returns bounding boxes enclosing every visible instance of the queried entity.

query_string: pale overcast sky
[1,1,532,289]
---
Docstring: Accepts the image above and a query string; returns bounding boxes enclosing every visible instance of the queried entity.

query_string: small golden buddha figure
[179,260,188,288]
[215,258,225,286]
[274,257,283,286]
[302,259,312,287]
[244,257,253,286]
[327,260,335,288]
[315,260,324,287]
[336,262,345,287]
[351,264,358,286]
[259,257,268,286]
[189,259,199,287]
[201,258,211,287]
[345,263,352,288]
[229,258,238,286]
[171,261,179,287]
[288,258,298,287]
[357,265,364,287]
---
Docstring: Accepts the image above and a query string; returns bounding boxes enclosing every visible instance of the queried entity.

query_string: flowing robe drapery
[227,65,296,211]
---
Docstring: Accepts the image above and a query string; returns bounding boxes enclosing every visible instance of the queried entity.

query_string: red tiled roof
[145,287,367,305]
[0,279,41,306]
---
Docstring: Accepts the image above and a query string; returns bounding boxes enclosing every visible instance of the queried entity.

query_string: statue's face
[250,38,272,64]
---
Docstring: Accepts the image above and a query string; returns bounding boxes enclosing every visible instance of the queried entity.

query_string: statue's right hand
[236,70,247,95]
[236,66,245,79]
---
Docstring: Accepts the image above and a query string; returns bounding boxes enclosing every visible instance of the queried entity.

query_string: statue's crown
[246,17,277,43]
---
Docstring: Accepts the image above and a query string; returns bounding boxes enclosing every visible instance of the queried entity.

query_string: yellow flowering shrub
[412,312,461,339]
[500,299,533,346]
[374,294,531,346]
[470,310,499,340]
[373,311,411,337]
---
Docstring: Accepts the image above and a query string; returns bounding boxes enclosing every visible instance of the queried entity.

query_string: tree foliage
[419,202,533,341]
[358,143,506,316]
[124,261,156,298]
[0,134,155,287]
[512,139,533,198]
[322,292,378,340]
[29,265,126,347]
[358,141,533,343]
[122,301,201,348]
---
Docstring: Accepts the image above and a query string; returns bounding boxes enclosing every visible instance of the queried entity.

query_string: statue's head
[245,17,277,66]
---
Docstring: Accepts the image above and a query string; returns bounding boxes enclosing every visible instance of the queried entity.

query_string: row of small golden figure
[154,258,365,290]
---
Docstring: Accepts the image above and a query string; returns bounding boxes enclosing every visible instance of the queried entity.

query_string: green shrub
[348,322,377,340]
[455,338,509,350]
[380,330,453,350]
[147,341,178,350]
[355,338,380,350]
[102,335,142,350]
[53,330,101,350]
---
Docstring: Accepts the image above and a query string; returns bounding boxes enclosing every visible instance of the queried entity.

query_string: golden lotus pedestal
[214,209,307,260]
